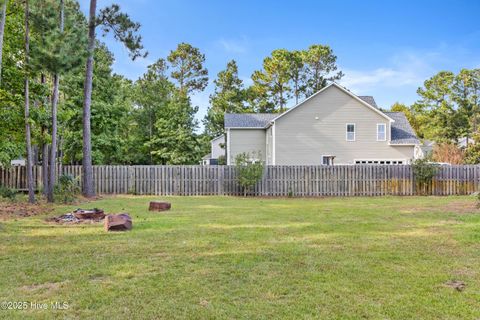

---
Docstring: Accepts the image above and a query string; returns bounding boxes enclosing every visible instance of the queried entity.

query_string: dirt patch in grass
[399,200,478,215]
[444,280,466,291]
[0,195,106,221]
[20,281,68,294]
[199,299,210,307]
[439,201,479,214]
[0,201,52,221]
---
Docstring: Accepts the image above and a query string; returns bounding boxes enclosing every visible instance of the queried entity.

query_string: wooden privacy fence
[0,165,479,196]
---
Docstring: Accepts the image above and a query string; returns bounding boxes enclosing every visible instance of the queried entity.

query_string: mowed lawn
[0,196,479,319]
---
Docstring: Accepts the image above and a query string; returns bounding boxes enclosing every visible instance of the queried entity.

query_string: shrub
[54,174,80,203]
[0,186,17,201]
[432,143,464,164]
[235,152,264,197]
[464,133,480,164]
[412,158,438,195]
[217,155,226,165]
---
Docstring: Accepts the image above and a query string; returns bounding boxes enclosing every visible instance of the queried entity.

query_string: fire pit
[47,208,105,224]
[73,208,105,220]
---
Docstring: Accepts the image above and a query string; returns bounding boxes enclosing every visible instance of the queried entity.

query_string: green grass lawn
[0,196,479,319]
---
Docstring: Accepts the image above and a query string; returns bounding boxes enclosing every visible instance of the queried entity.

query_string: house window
[322,155,335,165]
[346,124,355,141]
[377,123,386,141]
[354,160,404,165]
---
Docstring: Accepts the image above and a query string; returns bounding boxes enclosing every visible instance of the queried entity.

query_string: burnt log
[73,208,105,220]
[149,201,171,212]
[104,214,132,231]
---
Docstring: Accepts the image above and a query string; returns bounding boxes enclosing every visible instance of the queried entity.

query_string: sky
[79,0,480,130]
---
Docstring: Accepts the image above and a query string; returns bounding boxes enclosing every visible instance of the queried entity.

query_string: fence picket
[1,164,479,196]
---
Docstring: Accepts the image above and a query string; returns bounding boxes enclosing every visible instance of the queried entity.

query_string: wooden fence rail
[1,165,479,196]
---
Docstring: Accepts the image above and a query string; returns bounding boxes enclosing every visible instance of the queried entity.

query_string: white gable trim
[271,82,394,123]
[226,129,231,165]
[272,122,276,165]
[211,134,225,143]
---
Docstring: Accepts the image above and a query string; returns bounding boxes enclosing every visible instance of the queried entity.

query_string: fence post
[217,166,224,195]
[127,166,134,194]
[174,166,180,195]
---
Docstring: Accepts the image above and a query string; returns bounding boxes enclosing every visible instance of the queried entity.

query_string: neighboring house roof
[202,153,212,160]
[224,113,277,128]
[384,112,420,145]
[358,96,378,109]
[458,137,475,148]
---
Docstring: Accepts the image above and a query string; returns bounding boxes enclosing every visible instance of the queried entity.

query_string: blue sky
[79,0,480,129]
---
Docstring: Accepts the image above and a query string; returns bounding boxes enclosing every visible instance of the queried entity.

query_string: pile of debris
[47,208,105,224]
[47,208,133,231]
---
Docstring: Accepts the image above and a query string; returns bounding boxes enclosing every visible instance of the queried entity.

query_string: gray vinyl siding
[211,136,225,159]
[274,85,415,165]
[228,129,266,163]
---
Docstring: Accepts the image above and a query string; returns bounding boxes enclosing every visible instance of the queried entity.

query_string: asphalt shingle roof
[224,113,277,128]
[384,112,420,145]
[358,96,378,108]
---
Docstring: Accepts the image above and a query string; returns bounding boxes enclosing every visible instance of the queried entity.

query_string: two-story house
[224,82,419,165]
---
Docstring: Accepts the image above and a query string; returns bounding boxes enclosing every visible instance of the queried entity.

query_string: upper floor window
[377,123,386,141]
[346,123,355,141]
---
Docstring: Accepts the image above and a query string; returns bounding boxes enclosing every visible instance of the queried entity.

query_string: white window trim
[321,155,335,165]
[346,123,356,141]
[377,123,386,141]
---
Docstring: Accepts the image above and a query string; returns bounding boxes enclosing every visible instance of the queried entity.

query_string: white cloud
[341,67,422,90]
[335,47,471,108]
[339,50,438,94]
[217,36,249,54]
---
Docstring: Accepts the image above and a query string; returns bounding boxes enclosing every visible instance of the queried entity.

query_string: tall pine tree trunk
[47,0,64,202]
[82,0,96,197]
[40,74,48,196]
[42,140,48,194]
[24,0,34,203]
[48,73,59,202]
[0,0,7,85]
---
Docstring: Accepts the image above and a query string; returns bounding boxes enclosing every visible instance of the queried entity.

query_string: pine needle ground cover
[0,196,479,319]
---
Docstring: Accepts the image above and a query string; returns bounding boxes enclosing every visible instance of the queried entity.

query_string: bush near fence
[0,165,478,196]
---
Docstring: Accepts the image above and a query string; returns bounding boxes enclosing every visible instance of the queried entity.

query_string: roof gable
[272,82,393,123]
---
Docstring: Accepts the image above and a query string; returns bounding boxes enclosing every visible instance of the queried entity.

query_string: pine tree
[251,49,292,112]
[82,1,146,197]
[167,43,208,95]
[0,0,7,85]
[47,0,64,202]
[29,0,86,201]
[24,0,34,203]
[287,50,306,104]
[204,60,247,137]
[302,45,343,96]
